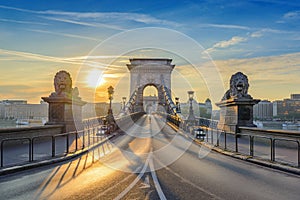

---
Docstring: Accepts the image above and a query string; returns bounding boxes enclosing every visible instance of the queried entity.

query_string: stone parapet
[0,125,64,141]
[216,98,260,133]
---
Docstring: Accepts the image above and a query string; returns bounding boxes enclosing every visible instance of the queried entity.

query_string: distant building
[0,100,27,105]
[254,100,273,120]
[0,104,5,119]
[211,110,220,120]
[272,100,283,117]
[291,94,300,100]
[199,98,212,118]
[0,100,48,120]
[272,94,300,120]
[180,98,212,119]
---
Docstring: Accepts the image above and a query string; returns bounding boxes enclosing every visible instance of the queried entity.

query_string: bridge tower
[127,58,175,113]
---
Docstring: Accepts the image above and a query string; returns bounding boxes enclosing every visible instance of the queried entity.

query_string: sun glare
[86,69,106,88]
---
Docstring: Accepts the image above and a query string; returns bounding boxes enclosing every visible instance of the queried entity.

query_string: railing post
[211,128,213,144]
[52,136,55,157]
[216,129,219,147]
[250,136,254,157]
[82,130,85,149]
[88,129,90,147]
[75,132,78,151]
[298,141,300,168]
[1,141,4,167]
[224,131,227,150]
[66,134,69,154]
[235,135,238,152]
[29,139,32,162]
[93,127,96,144]
[271,138,275,162]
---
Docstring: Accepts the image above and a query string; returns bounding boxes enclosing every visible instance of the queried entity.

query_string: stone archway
[127,58,175,113]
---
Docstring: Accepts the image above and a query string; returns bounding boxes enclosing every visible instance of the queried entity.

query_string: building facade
[0,100,48,120]
[272,94,300,120]
[253,100,273,120]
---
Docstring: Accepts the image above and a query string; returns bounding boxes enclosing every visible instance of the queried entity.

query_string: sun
[86,69,106,88]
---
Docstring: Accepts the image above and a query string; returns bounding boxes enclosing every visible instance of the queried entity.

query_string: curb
[167,122,300,176]
[0,132,120,176]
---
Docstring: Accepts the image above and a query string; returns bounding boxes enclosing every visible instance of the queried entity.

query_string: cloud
[0,5,180,28]
[205,27,297,55]
[250,31,263,38]
[212,52,300,100]
[283,10,300,19]
[42,16,125,30]
[250,28,296,38]
[0,48,128,70]
[0,5,35,13]
[206,36,247,53]
[40,11,180,26]
[198,23,250,30]
[0,48,82,64]
[0,18,48,25]
[26,28,100,41]
[278,10,300,24]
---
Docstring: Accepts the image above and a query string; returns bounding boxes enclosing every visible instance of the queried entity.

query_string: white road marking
[114,154,151,200]
[139,175,150,189]
[154,157,222,200]
[149,154,167,200]
[114,116,168,200]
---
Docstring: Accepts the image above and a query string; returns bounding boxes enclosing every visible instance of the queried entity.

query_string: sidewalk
[0,131,120,176]
[167,122,300,176]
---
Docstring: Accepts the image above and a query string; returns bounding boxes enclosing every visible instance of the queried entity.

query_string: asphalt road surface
[0,114,299,200]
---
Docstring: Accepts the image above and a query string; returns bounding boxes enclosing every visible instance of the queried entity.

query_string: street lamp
[175,97,181,113]
[108,86,114,113]
[188,91,194,101]
[187,91,195,122]
[107,86,115,126]
[122,97,126,112]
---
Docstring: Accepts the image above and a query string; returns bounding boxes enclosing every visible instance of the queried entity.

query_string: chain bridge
[0,58,299,200]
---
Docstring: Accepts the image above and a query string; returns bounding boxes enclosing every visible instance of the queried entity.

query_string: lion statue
[222,72,252,100]
[51,70,79,98]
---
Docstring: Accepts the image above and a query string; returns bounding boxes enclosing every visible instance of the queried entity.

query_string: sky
[0,0,299,107]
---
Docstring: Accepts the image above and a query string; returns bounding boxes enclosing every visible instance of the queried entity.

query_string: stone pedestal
[42,97,86,132]
[216,99,260,133]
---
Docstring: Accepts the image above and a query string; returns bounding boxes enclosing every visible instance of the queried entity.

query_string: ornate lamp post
[107,86,115,125]
[122,97,126,112]
[175,97,181,113]
[187,91,195,122]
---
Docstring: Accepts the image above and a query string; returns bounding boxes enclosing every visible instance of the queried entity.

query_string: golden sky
[1,49,299,108]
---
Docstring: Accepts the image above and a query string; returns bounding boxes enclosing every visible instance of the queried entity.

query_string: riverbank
[0,119,44,129]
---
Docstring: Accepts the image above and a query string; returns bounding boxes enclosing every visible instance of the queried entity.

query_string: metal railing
[236,132,300,167]
[0,112,145,168]
[0,125,107,168]
[199,124,300,168]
